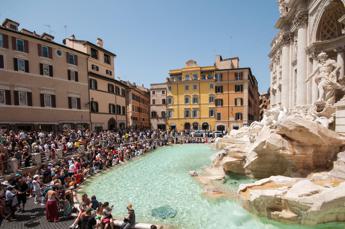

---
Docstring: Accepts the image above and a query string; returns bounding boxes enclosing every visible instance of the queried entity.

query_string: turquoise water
[82,144,345,229]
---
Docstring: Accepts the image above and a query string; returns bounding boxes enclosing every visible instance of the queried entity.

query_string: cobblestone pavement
[1,197,74,229]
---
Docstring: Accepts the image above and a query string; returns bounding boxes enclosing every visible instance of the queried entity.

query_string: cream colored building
[269,0,345,108]
[64,36,128,131]
[0,19,90,130]
[150,83,167,130]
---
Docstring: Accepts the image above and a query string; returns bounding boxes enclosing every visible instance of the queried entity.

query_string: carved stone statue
[306,52,342,105]
[278,0,288,17]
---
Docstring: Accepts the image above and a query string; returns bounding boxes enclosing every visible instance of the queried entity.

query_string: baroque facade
[269,0,345,108]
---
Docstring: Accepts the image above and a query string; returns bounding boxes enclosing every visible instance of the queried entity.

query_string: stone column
[294,11,308,106]
[281,35,291,108]
[311,57,319,103]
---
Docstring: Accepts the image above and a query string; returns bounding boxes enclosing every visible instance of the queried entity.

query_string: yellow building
[166,56,259,132]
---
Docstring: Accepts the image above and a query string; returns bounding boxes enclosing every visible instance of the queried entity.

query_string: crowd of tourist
[0,128,217,227]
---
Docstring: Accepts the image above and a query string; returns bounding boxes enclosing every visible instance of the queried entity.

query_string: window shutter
[3,35,8,48]
[68,70,71,80]
[0,55,3,68]
[40,93,44,107]
[77,98,81,109]
[68,97,72,109]
[39,63,43,75]
[75,72,78,82]
[27,92,32,106]
[14,91,19,105]
[48,47,53,59]
[52,95,56,107]
[49,65,53,77]
[24,40,29,53]
[66,52,69,63]
[75,55,78,65]
[13,58,18,71]
[25,60,29,73]
[12,37,16,50]
[5,90,11,105]
[37,44,42,56]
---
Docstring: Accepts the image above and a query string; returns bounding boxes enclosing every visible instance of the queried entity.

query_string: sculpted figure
[306,52,342,105]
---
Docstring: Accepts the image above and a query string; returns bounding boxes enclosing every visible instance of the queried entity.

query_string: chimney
[96,38,103,48]
[41,33,55,41]
[2,18,19,31]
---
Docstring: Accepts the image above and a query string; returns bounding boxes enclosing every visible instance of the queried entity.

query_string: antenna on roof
[64,25,67,38]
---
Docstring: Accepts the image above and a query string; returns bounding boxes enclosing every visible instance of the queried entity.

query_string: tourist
[5,185,16,220]
[120,203,136,229]
[45,186,59,222]
[15,177,28,212]
[91,195,99,210]
[101,203,114,229]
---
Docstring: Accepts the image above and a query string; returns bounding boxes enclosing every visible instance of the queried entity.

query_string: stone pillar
[281,41,290,108]
[337,48,345,78]
[295,11,308,106]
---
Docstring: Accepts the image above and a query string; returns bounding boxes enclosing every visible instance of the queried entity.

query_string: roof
[89,72,128,88]
[64,38,116,57]
[2,18,19,27]
[0,26,88,56]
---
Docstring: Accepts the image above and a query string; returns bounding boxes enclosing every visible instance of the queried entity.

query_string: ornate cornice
[269,31,294,58]
[292,10,308,30]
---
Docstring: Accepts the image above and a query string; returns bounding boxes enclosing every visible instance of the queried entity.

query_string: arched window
[184,122,191,130]
[192,122,199,130]
[317,0,345,41]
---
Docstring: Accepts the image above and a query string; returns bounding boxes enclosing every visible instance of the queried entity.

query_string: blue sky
[1,0,279,93]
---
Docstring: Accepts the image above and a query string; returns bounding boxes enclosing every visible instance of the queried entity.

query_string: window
[192,95,199,104]
[108,104,115,114]
[193,84,198,90]
[193,74,198,80]
[235,84,243,92]
[106,70,112,75]
[215,99,223,107]
[122,106,126,115]
[162,90,165,94]
[91,64,99,71]
[207,74,213,80]
[167,110,173,118]
[152,99,155,105]
[216,113,221,121]
[209,95,215,103]
[185,85,189,91]
[235,72,243,80]
[184,96,190,104]
[121,88,126,97]
[16,39,25,52]
[40,94,55,107]
[192,109,198,118]
[18,91,29,106]
[0,90,6,105]
[152,90,155,95]
[184,109,190,118]
[185,74,190,80]
[215,73,223,81]
[162,99,166,104]
[167,97,173,105]
[0,34,3,47]
[161,111,166,118]
[15,58,28,72]
[215,86,223,93]
[42,46,50,58]
[67,53,78,65]
[0,55,3,69]
[89,79,98,90]
[68,97,80,109]
[116,105,121,115]
[209,83,214,89]
[201,74,206,80]
[235,112,243,120]
[151,111,157,118]
[168,86,172,91]
[235,98,244,106]
[40,63,53,77]
[209,108,215,117]
[68,70,79,82]
[90,101,98,112]
[91,48,98,59]
[108,84,114,93]
[104,54,111,64]
[115,86,120,95]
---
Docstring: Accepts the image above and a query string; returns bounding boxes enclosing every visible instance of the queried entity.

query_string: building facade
[0,19,90,130]
[124,82,150,129]
[150,83,167,130]
[259,91,270,120]
[64,36,127,131]
[269,0,345,108]
[166,56,259,132]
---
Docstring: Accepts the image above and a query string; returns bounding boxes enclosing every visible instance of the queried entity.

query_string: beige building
[150,83,167,130]
[259,91,270,120]
[0,19,90,130]
[64,36,128,131]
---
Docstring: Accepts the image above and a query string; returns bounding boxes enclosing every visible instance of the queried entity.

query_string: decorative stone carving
[306,52,343,105]
[293,10,308,29]
[278,0,289,17]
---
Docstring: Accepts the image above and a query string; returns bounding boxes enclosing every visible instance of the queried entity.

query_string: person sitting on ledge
[121,203,136,229]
